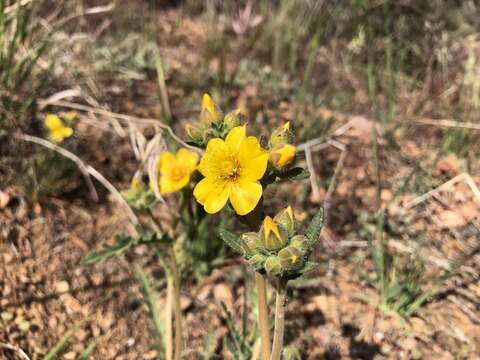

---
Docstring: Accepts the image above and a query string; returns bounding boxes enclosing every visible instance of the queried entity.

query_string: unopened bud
[249,254,267,272]
[223,109,241,130]
[241,232,262,256]
[278,246,304,272]
[264,256,282,276]
[273,206,296,237]
[184,122,207,143]
[269,144,296,170]
[289,235,309,253]
[269,121,294,147]
[260,216,287,251]
[200,93,221,123]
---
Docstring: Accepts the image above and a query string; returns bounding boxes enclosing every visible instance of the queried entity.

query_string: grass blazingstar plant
[189,94,314,360]
[194,125,268,215]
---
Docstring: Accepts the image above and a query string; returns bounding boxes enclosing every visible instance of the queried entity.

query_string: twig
[415,118,480,131]
[37,99,202,153]
[15,133,138,225]
[403,173,474,210]
[305,147,321,202]
[15,133,99,202]
[269,279,287,360]
[324,146,347,223]
[255,273,271,360]
[0,343,31,360]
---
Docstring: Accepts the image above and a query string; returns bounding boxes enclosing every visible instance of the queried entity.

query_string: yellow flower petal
[238,136,268,180]
[158,151,176,174]
[176,149,198,171]
[229,180,262,215]
[60,127,73,138]
[204,183,230,214]
[193,177,216,205]
[194,178,230,213]
[225,125,246,151]
[45,114,62,130]
[200,93,220,123]
[160,174,190,194]
[198,138,226,177]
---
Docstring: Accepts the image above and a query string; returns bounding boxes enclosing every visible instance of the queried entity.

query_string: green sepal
[298,261,319,275]
[218,228,245,255]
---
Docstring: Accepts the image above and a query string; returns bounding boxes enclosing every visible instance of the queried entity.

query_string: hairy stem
[169,246,183,360]
[255,272,271,360]
[165,274,174,360]
[270,279,287,360]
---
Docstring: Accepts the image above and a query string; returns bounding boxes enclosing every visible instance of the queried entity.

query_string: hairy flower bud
[278,246,304,272]
[260,216,287,251]
[241,232,262,256]
[269,144,296,170]
[269,121,294,147]
[273,206,296,237]
[288,235,309,253]
[223,109,241,131]
[249,254,267,272]
[200,93,221,123]
[184,122,207,143]
[264,255,282,276]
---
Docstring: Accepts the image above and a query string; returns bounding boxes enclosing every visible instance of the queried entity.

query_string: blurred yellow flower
[194,125,268,215]
[158,149,199,194]
[269,144,296,170]
[44,114,73,143]
[199,93,221,123]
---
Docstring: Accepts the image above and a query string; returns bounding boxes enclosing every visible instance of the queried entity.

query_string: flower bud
[249,254,267,272]
[288,235,309,253]
[223,109,241,130]
[278,246,304,272]
[269,121,294,147]
[260,216,287,251]
[200,93,221,124]
[184,122,207,143]
[273,206,296,237]
[241,232,262,257]
[269,144,296,171]
[264,255,282,276]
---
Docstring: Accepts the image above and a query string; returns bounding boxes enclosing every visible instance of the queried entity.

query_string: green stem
[165,273,174,360]
[270,279,287,360]
[255,272,271,360]
[169,245,183,360]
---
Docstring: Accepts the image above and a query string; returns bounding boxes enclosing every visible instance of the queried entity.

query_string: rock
[55,280,70,293]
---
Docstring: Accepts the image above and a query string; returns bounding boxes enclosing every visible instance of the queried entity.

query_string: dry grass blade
[37,99,202,153]
[0,343,30,360]
[415,118,480,131]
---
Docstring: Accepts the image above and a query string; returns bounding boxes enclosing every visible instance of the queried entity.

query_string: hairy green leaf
[278,167,310,181]
[305,207,324,245]
[219,228,245,255]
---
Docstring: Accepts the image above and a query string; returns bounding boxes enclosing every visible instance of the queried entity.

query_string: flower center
[221,155,241,181]
[170,167,187,181]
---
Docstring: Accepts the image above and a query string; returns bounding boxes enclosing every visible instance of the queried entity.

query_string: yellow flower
[200,93,221,123]
[193,125,268,215]
[269,144,296,170]
[158,149,199,194]
[44,114,73,143]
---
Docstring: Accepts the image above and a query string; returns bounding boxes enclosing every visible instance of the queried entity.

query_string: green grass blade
[133,263,165,354]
